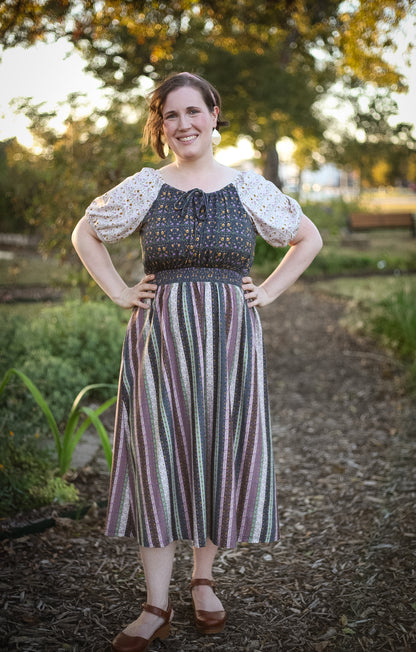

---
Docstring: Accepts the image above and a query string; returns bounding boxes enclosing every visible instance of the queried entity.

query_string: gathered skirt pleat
[105,280,279,548]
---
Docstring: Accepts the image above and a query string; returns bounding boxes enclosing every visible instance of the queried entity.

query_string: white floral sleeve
[85,167,163,243]
[235,169,303,247]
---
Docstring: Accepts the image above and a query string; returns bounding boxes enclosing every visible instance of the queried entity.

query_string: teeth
[179,136,197,142]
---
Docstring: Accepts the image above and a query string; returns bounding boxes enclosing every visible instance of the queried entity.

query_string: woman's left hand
[242,276,273,308]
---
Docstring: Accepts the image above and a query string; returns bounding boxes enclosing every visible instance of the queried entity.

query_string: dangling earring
[161,135,170,158]
[212,128,221,146]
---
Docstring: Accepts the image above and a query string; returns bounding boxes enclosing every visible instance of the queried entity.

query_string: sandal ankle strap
[142,601,172,621]
[190,578,216,590]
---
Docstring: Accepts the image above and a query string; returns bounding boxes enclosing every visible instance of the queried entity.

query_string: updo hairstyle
[143,72,229,159]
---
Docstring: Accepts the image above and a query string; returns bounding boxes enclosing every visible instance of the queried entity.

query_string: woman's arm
[242,214,323,307]
[71,216,157,309]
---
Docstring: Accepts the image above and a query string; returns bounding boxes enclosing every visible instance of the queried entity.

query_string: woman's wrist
[109,283,129,306]
[258,283,278,304]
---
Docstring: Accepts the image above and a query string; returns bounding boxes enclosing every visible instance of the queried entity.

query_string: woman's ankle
[145,597,170,611]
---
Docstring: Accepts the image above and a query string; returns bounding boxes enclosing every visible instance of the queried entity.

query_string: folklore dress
[85,168,302,548]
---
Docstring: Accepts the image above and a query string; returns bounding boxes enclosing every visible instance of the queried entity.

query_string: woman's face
[162,86,219,161]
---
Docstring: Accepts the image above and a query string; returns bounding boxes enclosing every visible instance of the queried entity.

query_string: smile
[178,135,198,143]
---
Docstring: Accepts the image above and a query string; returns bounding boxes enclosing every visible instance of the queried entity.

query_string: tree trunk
[261,143,282,189]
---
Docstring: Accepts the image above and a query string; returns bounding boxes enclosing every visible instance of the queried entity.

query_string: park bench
[348,212,416,237]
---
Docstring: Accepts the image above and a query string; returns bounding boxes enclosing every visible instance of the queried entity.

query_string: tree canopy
[1,1,414,179]
[1,0,416,252]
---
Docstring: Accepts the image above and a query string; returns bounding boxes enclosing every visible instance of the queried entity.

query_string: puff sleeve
[85,167,163,243]
[235,169,303,247]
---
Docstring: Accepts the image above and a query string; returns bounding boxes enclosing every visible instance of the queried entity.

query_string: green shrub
[21,355,89,424]
[0,300,126,439]
[0,435,79,516]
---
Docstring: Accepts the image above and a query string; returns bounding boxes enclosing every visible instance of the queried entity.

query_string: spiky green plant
[0,368,116,474]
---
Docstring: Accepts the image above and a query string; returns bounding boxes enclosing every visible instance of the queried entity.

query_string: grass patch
[314,276,416,391]
[253,242,416,279]
[371,287,416,362]
[0,254,73,288]
[313,275,415,304]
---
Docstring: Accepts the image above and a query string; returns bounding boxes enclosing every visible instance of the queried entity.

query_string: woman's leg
[191,538,224,611]
[121,541,176,638]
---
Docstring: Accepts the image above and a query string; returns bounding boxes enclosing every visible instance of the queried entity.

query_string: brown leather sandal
[190,578,226,634]
[111,602,172,652]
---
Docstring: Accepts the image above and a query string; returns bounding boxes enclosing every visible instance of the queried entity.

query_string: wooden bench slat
[349,212,416,236]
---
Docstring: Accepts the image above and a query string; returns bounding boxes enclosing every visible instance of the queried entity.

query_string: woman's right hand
[114,274,157,309]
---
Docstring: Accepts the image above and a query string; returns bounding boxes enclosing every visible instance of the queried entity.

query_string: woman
[72,72,322,652]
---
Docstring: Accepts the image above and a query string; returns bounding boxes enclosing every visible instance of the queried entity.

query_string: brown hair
[143,72,229,159]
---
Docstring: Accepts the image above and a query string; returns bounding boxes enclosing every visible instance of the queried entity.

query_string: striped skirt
[105,270,279,548]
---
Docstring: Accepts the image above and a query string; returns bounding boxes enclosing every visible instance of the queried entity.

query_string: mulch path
[1,283,415,651]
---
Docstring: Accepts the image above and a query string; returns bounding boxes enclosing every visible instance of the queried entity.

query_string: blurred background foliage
[0,0,415,254]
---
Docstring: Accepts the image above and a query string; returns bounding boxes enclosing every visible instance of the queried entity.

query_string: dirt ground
[1,282,415,651]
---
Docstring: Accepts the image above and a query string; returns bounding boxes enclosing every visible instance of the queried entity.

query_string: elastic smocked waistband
[151,267,244,286]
